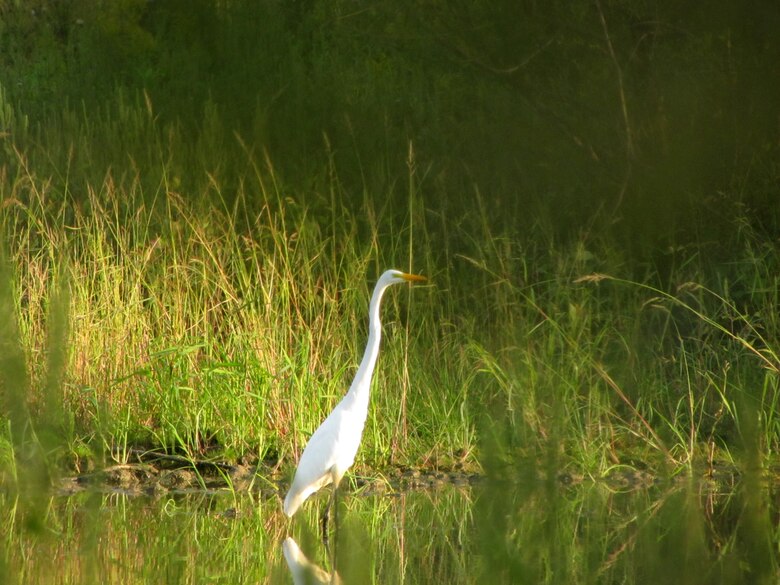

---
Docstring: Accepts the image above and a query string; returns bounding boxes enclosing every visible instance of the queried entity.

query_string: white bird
[283,269,426,519]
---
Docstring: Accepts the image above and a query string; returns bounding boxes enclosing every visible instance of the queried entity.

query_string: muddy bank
[56,449,483,498]
[55,449,757,498]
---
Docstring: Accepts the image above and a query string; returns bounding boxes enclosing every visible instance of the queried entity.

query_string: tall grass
[0,130,457,476]
[1,82,779,491]
[470,235,780,479]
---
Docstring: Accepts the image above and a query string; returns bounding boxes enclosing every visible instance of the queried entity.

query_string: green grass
[1,4,779,582]
[0,3,779,492]
[1,126,779,487]
[0,140,460,476]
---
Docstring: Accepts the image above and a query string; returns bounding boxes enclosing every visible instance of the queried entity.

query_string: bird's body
[282,393,364,516]
[283,269,426,518]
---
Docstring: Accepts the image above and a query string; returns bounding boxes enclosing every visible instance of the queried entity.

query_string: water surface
[2,474,777,584]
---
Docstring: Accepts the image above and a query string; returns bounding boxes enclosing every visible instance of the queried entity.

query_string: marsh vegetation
[1,1,779,582]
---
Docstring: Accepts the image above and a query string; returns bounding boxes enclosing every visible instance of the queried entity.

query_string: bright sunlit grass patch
[0,87,778,492]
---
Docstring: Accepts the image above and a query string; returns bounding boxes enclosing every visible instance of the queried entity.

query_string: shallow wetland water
[3,465,778,584]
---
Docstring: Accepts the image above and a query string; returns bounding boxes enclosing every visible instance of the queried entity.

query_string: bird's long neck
[346,281,390,409]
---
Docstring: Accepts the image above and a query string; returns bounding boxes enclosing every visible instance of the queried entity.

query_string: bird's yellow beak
[401,272,427,283]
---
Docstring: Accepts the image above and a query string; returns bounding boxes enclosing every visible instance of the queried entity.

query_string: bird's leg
[319,489,333,558]
[322,519,330,555]
[332,485,340,548]
[320,500,330,546]
[321,479,342,558]
[320,484,338,534]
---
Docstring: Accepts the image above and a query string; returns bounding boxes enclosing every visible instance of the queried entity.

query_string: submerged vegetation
[0,0,779,499]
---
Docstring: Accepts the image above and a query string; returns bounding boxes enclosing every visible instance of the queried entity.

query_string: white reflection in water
[283,536,342,585]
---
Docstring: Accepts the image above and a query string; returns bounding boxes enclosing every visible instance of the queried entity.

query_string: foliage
[0,0,778,490]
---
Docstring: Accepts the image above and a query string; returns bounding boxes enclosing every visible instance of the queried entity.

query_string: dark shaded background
[1,0,779,255]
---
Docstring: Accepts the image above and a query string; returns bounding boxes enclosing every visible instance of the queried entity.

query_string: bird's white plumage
[283,269,425,517]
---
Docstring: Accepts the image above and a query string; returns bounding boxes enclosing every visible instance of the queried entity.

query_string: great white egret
[283,269,426,519]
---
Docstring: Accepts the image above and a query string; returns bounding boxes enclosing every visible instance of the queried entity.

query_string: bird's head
[381,269,427,286]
